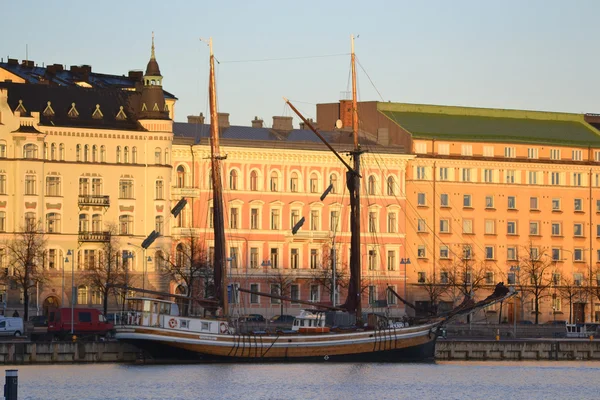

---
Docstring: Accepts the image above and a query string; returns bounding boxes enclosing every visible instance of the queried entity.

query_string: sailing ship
[114,36,513,362]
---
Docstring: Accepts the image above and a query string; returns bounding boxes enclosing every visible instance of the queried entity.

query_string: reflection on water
[13,361,600,400]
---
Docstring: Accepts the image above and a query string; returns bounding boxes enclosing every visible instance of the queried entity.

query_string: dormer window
[92,104,103,119]
[116,106,127,121]
[43,101,55,117]
[15,100,26,114]
[68,103,79,118]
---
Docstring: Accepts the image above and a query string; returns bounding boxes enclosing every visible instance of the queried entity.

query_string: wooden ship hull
[115,322,440,362]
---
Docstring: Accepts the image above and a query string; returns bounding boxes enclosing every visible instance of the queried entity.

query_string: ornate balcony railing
[78,195,110,207]
[171,187,200,198]
[78,231,111,242]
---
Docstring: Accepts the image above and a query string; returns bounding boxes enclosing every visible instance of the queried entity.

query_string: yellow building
[0,40,174,316]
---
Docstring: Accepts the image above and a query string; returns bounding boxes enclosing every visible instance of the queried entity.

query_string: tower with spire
[139,32,169,120]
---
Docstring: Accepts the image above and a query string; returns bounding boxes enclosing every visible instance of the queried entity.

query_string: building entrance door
[43,296,60,316]
[573,303,586,323]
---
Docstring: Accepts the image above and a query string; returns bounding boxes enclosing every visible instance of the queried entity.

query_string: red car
[47,308,113,339]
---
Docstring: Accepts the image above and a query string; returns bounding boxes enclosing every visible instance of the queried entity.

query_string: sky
[1,0,599,127]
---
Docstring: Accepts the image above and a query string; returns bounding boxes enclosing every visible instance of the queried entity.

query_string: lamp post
[509,265,520,338]
[127,243,152,292]
[400,258,411,314]
[66,249,75,335]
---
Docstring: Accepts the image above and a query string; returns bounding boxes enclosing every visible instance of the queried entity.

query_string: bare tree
[160,235,210,315]
[2,222,47,321]
[444,258,490,300]
[555,274,583,324]
[518,246,554,325]
[83,224,128,315]
[267,270,296,316]
[417,273,449,316]
[309,248,349,304]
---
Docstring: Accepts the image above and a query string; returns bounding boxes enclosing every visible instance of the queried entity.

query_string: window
[528,171,538,185]
[123,146,129,163]
[440,271,449,284]
[463,194,472,208]
[530,197,538,210]
[505,247,517,261]
[485,219,495,235]
[368,250,377,270]
[439,245,449,259]
[387,251,396,271]
[367,176,376,195]
[291,285,300,303]
[485,246,494,260]
[250,170,258,191]
[100,145,105,162]
[116,146,121,163]
[574,273,583,286]
[290,249,299,269]
[176,165,186,188]
[229,247,239,269]
[154,148,162,164]
[440,193,449,207]
[417,272,426,284]
[83,249,98,271]
[84,145,90,162]
[461,168,472,182]
[329,173,338,194]
[574,198,583,212]
[386,176,395,195]
[485,195,494,209]
[368,212,376,233]
[0,212,5,232]
[270,248,279,268]
[46,213,61,233]
[92,145,98,162]
[91,177,101,195]
[572,173,582,187]
[505,170,516,184]
[270,171,279,192]
[310,173,319,193]
[461,145,472,156]
[46,176,61,196]
[155,216,164,234]
[508,196,516,210]
[23,143,38,159]
[438,143,449,155]
[552,198,561,211]
[0,143,5,158]
[78,178,89,196]
[440,219,450,233]
[462,219,473,234]
[119,215,133,235]
[415,142,427,153]
[250,248,258,269]
[551,172,561,185]
[416,166,426,180]
[270,284,281,304]
[229,170,238,190]
[417,245,426,259]
[550,149,561,160]
[310,285,319,302]
[310,249,319,269]
[572,150,582,161]
[250,208,259,230]
[77,286,88,305]
[310,210,319,231]
[597,224,600,238]
[25,174,36,195]
[250,284,259,304]
[230,208,239,229]
[552,222,562,236]
[78,214,89,232]
[574,223,583,237]
[483,146,494,157]
[527,148,538,159]
[417,193,426,206]
[290,172,299,192]
[330,210,339,231]
[529,221,539,236]
[208,207,213,228]
[417,219,426,233]
[92,214,102,232]
[152,179,164,200]
[0,175,5,195]
[439,168,448,181]
[485,272,494,285]
[484,169,493,183]
[507,221,517,235]
[504,147,515,158]
[552,248,561,262]
[119,179,134,199]
[463,245,472,260]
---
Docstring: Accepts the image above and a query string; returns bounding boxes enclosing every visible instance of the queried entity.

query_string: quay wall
[0,341,139,364]
[436,339,600,361]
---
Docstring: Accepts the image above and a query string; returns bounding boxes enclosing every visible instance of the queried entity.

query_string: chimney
[21,60,34,68]
[7,58,18,66]
[46,64,64,75]
[187,113,205,124]
[251,116,263,128]
[128,70,143,81]
[272,116,293,131]
[218,112,230,129]
[299,118,318,131]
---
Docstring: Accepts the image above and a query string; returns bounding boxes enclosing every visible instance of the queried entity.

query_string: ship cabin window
[202,322,210,331]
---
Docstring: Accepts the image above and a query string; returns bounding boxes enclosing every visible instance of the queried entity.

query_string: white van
[0,317,24,337]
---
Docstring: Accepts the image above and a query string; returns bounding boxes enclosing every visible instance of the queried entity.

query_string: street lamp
[127,243,153,292]
[66,249,75,335]
[509,265,520,337]
[400,258,411,313]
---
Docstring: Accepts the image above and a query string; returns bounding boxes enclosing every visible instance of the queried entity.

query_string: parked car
[517,320,533,325]
[238,314,265,322]
[0,317,24,337]
[28,315,48,327]
[270,315,295,324]
[544,320,567,326]
[47,308,113,339]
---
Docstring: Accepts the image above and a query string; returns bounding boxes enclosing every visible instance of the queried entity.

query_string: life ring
[219,322,228,334]
[169,318,177,329]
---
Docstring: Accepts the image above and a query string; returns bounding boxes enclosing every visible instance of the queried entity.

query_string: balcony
[286,230,331,242]
[78,231,110,242]
[171,187,200,198]
[79,195,110,207]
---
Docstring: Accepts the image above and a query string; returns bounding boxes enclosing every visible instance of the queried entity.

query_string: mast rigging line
[219,53,349,64]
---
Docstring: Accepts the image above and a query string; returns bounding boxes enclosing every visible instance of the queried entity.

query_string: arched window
[132,147,137,164]
[92,214,102,232]
[368,175,376,195]
[24,212,36,231]
[84,145,90,162]
[78,214,89,232]
[100,145,106,162]
[59,144,65,161]
[250,170,258,191]
[387,176,395,196]
[23,143,38,159]
[229,170,238,190]
[329,173,338,194]
[92,145,98,162]
[91,287,102,305]
[154,250,165,271]
[124,146,129,163]
[290,172,299,192]
[176,243,186,268]
[270,171,279,192]
[155,215,164,234]
[176,165,186,188]
[154,147,162,164]
[76,144,81,162]
[208,169,213,190]
[77,285,88,305]
[119,215,134,235]
[116,146,121,163]
[164,149,169,164]
[46,213,61,233]
[309,173,319,193]
[43,143,48,159]
[50,143,57,160]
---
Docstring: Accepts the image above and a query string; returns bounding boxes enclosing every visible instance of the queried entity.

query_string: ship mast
[208,37,228,317]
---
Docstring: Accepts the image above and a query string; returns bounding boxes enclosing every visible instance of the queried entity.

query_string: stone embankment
[0,341,139,364]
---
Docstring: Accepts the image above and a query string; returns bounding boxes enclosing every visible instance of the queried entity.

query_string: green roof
[378,103,600,147]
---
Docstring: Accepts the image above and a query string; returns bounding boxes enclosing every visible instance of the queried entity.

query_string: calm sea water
[10,361,600,400]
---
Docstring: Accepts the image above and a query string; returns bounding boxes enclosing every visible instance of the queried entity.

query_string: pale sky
[2,0,599,126]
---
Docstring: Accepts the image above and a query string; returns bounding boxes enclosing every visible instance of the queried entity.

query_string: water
[11,361,600,400]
